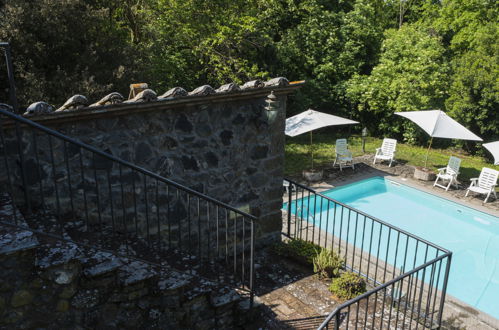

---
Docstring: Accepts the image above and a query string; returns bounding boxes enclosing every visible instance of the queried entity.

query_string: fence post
[287,180,292,236]
[334,312,341,330]
[437,253,452,327]
[250,220,255,310]
[14,121,31,214]
[1,43,19,113]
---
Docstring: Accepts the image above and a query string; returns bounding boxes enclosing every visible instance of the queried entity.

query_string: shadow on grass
[459,166,482,181]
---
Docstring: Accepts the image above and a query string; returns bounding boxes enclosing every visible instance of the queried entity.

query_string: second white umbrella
[483,141,499,165]
[395,110,482,167]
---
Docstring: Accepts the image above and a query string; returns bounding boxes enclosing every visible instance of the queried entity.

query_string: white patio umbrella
[285,109,359,168]
[483,141,499,165]
[395,110,482,167]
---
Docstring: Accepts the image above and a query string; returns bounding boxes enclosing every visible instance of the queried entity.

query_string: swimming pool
[288,177,499,319]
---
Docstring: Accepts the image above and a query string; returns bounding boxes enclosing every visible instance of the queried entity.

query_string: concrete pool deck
[285,156,499,329]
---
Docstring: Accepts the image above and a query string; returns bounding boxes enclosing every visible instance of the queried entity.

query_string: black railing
[0,107,256,303]
[283,178,452,329]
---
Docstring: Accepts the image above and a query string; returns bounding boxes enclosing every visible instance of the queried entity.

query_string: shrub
[273,239,321,265]
[313,248,344,278]
[329,272,367,300]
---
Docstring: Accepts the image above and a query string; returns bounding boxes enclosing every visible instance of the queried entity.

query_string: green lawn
[285,133,499,183]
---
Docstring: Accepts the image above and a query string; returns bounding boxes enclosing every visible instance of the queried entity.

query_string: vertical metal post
[1,43,19,113]
[250,220,255,309]
[14,120,31,213]
[287,180,292,236]
[1,43,30,212]
[437,253,452,327]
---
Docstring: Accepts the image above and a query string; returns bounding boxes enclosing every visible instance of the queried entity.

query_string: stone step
[183,276,243,308]
[0,193,39,255]
[157,269,194,292]
[0,225,39,255]
[0,198,246,329]
[35,240,82,269]
[118,259,160,286]
[210,286,243,308]
[79,250,123,278]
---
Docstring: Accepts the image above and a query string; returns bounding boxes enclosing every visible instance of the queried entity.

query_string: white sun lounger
[373,138,397,167]
[333,138,354,171]
[465,167,498,203]
[433,156,461,191]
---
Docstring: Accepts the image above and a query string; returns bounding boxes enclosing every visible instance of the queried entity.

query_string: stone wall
[0,228,244,329]
[0,83,301,246]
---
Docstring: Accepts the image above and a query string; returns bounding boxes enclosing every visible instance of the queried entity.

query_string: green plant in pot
[329,272,367,300]
[313,248,344,278]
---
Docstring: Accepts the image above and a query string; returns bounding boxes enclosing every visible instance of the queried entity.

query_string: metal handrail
[317,252,452,329]
[285,177,449,254]
[0,105,257,305]
[0,107,256,221]
[283,177,452,329]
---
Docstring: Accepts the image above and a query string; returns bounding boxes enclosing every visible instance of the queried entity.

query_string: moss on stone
[11,290,33,307]
[56,299,70,312]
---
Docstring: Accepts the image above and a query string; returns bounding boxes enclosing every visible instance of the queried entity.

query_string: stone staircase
[0,193,247,329]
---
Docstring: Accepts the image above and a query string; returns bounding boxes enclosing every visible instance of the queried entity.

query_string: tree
[346,24,450,142]
[143,0,272,92]
[269,0,387,117]
[435,0,499,145]
[446,24,499,145]
[0,0,141,107]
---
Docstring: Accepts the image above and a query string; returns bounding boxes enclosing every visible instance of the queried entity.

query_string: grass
[285,133,499,183]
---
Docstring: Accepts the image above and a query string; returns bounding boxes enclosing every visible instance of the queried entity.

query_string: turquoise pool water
[291,177,499,319]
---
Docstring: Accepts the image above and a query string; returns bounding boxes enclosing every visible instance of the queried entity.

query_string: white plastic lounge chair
[373,138,397,167]
[283,180,296,194]
[465,167,498,203]
[333,138,354,171]
[433,156,461,191]
[283,180,290,194]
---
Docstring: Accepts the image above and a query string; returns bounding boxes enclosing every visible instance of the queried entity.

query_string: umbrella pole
[310,131,314,169]
[424,137,433,168]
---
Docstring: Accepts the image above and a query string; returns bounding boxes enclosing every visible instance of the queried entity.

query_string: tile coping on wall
[19,82,304,126]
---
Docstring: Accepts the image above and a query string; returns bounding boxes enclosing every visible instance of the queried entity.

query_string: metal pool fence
[0,106,256,303]
[283,178,452,330]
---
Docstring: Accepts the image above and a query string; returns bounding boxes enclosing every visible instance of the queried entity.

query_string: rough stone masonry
[4,78,303,246]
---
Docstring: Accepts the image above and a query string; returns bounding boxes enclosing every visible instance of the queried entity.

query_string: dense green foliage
[1,0,497,147]
[329,271,367,300]
[312,247,344,278]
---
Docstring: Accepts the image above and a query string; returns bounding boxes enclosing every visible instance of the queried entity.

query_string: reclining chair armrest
[437,167,446,174]
[469,178,478,187]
